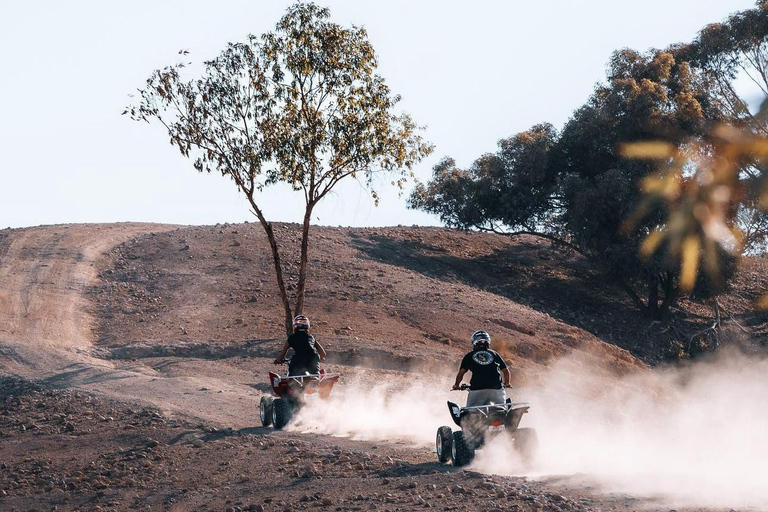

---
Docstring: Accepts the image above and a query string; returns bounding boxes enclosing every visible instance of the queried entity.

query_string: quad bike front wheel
[513,427,539,466]
[259,396,274,427]
[271,398,293,430]
[436,426,452,463]
[451,430,474,467]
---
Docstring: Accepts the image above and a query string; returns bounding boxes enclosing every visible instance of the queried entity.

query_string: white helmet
[471,330,491,349]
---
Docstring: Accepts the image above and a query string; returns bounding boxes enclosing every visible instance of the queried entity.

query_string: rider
[452,330,511,407]
[273,314,327,376]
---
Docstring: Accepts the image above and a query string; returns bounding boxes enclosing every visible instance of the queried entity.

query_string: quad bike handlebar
[451,383,513,391]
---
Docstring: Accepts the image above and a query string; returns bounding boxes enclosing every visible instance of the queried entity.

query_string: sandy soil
[0,222,762,512]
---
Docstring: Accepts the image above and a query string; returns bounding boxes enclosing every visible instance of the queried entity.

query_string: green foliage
[127,2,432,334]
[408,124,559,235]
[127,2,432,205]
[411,47,740,318]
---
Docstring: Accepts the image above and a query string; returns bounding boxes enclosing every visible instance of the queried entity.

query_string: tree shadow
[348,232,665,361]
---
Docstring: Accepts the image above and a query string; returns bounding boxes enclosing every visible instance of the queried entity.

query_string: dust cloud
[289,349,768,508]
[528,348,768,508]
[289,375,452,443]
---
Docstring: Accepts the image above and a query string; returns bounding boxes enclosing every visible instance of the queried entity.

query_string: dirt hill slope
[3,223,767,512]
[87,223,651,382]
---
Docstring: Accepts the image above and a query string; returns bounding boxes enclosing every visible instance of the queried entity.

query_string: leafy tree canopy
[128,2,432,334]
[410,46,737,319]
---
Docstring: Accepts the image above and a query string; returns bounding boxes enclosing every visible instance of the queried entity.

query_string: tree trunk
[617,277,649,315]
[251,210,294,336]
[658,270,677,317]
[294,202,315,316]
[647,272,659,319]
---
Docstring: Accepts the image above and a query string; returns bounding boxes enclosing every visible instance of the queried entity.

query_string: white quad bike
[436,384,539,467]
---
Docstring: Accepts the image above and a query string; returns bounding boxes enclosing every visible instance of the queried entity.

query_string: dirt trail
[0,224,265,426]
[0,225,162,351]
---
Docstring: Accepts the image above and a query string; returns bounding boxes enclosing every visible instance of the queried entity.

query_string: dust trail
[526,349,768,509]
[290,349,768,509]
[289,376,452,443]
[464,348,768,509]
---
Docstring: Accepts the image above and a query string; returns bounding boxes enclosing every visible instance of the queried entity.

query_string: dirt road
[0,224,265,426]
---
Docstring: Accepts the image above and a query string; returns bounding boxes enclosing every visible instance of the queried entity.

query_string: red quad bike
[259,363,340,430]
[436,384,539,467]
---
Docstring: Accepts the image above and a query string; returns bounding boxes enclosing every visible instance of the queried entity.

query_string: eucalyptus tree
[127,3,432,334]
[411,50,728,319]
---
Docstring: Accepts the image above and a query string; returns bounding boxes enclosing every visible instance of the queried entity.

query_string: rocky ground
[1,375,648,512]
[1,223,765,512]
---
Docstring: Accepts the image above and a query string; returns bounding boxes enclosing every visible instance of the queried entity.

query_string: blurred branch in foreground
[623,123,768,306]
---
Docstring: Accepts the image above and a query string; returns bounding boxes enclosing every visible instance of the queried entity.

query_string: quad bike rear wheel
[514,427,539,466]
[436,426,452,463]
[259,396,274,427]
[451,430,474,467]
[271,398,293,430]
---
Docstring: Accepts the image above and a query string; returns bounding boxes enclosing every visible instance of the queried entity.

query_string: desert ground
[1,223,766,512]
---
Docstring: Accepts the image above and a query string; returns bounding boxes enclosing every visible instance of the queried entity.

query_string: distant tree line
[410,2,768,320]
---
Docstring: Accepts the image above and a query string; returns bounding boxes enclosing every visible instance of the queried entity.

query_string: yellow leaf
[757,294,768,311]
[680,236,700,292]
[620,141,676,160]
[748,139,768,157]
[640,230,665,258]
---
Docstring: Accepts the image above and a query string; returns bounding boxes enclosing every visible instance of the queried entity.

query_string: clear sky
[0,0,758,229]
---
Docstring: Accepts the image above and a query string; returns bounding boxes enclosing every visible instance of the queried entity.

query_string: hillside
[2,222,768,512]
[86,223,652,382]
[88,222,768,370]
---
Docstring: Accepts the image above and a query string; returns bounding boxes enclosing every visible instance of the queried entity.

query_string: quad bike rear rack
[459,402,530,414]
[448,401,530,425]
[268,370,340,399]
[270,372,340,388]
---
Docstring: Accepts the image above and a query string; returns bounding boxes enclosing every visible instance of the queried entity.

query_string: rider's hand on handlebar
[451,384,460,391]
[273,358,285,364]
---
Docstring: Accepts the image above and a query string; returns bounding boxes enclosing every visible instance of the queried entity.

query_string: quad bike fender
[269,371,286,397]
[506,405,530,431]
[447,401,462,427]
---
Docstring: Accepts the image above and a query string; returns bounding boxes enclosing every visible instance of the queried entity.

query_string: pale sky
[0,0,758,229]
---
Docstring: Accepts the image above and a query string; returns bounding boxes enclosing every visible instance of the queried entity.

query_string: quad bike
[259,361,340,430]
[436,383,538,467]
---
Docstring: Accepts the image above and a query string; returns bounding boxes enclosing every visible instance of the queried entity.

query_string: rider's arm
[453,368,468,390]
[273,340,290,363]
[315,341,327,360]
[501,367,511,388]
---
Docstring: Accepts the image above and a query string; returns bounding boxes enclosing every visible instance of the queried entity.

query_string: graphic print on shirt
[472,350,494,365]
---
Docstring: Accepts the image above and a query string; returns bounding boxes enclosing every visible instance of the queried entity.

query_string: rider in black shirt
[452,330,511,407]
[274,314,327,376]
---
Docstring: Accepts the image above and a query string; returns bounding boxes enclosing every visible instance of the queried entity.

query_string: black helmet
[471,330,491,349]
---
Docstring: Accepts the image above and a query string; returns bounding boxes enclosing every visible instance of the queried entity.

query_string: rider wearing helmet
[274,314,327,376]
[452,330,511,407]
